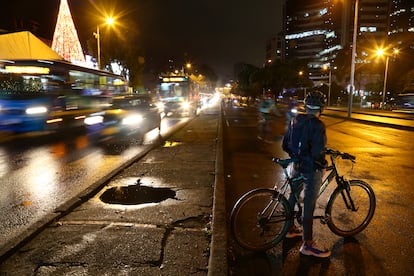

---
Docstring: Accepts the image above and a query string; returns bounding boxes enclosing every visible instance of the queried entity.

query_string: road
[223,105,414,275]
[0,117,189,255]
[0,106,219,275]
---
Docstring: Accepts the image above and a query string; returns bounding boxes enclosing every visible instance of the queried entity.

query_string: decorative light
[51,0,85,64]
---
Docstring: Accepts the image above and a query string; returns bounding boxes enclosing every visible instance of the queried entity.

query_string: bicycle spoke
[231,189,292,251]
[326,180,376,236]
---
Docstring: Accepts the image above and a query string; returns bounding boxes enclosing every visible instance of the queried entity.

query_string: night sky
[1,0,283,81]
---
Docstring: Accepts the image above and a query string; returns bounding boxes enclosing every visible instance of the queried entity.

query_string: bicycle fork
[319,178,358,225]
[339,178,358,212]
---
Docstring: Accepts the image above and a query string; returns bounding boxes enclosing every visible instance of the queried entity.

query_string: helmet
[305,91,326,110]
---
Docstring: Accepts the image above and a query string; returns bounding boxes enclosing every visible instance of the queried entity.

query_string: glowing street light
[94,17,115,69]
[376,48,399,109]
[298,71,307,100]
[182,63,192,75]
[322,65,333,107]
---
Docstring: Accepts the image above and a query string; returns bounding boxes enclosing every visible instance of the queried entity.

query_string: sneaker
[300,241,331,258]
[285,227,303,238]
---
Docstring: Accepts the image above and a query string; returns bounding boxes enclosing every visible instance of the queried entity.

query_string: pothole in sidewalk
[100,179,176,205]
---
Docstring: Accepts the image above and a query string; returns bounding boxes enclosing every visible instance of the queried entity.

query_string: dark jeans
[288,167,323,241]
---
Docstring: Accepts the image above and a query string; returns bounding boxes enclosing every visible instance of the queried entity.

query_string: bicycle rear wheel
[230,188,292,251]
[326,180,376,236]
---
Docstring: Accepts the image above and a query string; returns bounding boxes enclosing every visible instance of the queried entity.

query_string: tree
[233,59,312,99]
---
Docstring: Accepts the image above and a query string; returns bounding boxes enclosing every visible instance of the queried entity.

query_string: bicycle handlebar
[274,148,356,169]
[325,148,356,162]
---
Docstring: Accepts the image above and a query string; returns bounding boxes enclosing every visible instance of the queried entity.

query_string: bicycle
[230,148,376,251]
[257,111,281,142]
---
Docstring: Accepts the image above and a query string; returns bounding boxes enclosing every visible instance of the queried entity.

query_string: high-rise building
[265,33,284,65]
[283,0,414,90]
[355,0,390,59]
[284,0,342,84]
[388,0,414,92]
[388,0,414,48]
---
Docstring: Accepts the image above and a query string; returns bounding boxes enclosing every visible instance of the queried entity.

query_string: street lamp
[93,17,114,69]
[183,63,192,75]
[348,0,359,119]
[376,48,399,109]
[323,65,334,107]
[298,71,307,100]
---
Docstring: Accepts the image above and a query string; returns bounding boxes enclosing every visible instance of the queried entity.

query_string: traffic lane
[224,107,414,275]
[0,116,189,256]
[0,108,219,274]
[324,116,414,275]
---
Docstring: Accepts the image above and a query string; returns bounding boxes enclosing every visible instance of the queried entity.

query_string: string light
[51,0,85,65]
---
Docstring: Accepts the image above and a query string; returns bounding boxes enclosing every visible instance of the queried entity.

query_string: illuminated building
[284,0,342,84]
[283,0,414,89]
[388,0,414,49]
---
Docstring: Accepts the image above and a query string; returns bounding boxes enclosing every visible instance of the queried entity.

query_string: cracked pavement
[0,110,219,275]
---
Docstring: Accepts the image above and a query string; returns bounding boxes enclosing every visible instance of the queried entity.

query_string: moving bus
[0,59,128,132]
[157,74,199,117]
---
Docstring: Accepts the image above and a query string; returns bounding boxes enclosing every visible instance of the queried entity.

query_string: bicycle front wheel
[230,188,292,251]
[326,180,376,236]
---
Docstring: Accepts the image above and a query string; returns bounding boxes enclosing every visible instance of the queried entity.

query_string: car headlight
[122,114,143,125]
[84,115,104,125]
[157,102,165,110]
[25,106,48,115]
[181,101,191,110]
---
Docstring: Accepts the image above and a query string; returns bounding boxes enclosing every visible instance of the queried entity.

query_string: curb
[208,106,227,275]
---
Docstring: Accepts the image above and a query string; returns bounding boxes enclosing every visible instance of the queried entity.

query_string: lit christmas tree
[51,0,85,64]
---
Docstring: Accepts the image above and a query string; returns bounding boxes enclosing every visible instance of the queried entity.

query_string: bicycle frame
[273,150,357,221]
[231,148,375,251]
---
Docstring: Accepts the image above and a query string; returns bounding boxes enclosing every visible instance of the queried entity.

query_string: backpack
[282,115,315,158]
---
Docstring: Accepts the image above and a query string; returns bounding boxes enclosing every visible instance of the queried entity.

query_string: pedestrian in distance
[282,90,331,258]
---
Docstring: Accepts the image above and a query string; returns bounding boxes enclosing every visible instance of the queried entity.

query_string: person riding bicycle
[286,97,299,130]
[258,96,279,142]
[282,90,331,258]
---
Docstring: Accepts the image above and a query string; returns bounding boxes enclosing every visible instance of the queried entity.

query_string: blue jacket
[282,113,327,173]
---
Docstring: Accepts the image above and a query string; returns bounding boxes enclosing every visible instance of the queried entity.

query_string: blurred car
[157,97,198,117]
[84,94,161,144]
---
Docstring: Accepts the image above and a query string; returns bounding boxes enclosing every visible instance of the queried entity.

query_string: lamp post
[94,26,101,69]
[322,65,333,106]
[93,17,114,70]
[348,0,359,119]
[299,71,307,100]
[381,54,389,110]
[183,63,191,75]
[328,68,332,106]
[376,48,399,110]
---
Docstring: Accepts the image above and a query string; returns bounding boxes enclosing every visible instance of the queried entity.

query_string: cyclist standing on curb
[282,90,331,258]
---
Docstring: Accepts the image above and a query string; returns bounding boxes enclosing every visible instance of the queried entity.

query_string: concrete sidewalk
[0,106,227,275]
[324,107,414,130]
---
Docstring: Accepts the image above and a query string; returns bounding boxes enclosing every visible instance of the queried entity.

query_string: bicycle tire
[326,180,376,236]
[230,188,292,251]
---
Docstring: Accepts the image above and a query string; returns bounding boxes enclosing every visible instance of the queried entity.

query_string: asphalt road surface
[223,105,414,275]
